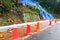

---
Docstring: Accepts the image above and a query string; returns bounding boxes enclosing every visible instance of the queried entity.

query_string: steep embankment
[0,4,40,26]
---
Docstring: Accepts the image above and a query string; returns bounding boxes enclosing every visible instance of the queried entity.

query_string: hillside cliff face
[0,1,40,26]
[0,0,60,26]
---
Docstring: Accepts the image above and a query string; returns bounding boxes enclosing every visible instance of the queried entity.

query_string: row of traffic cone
[9,19,59,40]
[9,20,41,40]
[25,22,41,36]
[49,19,58,26]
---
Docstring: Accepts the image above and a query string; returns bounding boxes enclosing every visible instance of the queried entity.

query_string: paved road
[24,23,60,40]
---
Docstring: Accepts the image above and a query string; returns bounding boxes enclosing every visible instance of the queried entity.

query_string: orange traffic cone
[9,27,22,40]
[49,20,52,26]
[9,20,22,40]
[25,25,32,36]
[35,22,40,32]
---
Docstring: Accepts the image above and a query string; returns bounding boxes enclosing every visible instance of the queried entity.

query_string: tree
[0,0,14,14]
[37,0,60,14]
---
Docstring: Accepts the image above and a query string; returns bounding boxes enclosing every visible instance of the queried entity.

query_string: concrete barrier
[0,20,49,32]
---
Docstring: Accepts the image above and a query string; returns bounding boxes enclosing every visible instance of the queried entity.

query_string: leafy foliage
[37,0,60,14]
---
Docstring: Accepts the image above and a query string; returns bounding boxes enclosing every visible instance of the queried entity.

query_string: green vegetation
[0,0,40,26]
[37,0,60,18]
[0,0,60,26]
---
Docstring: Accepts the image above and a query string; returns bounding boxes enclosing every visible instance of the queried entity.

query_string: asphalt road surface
[24,23,60,40]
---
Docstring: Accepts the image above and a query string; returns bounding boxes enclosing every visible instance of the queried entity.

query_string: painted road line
[23,36,30,40]
[23,26,52,40]
[22,23,56,40]
[40,26,51,31]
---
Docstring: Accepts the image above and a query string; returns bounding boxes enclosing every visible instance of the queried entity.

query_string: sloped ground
[0,5,40,26]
